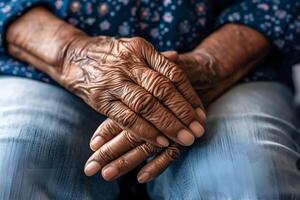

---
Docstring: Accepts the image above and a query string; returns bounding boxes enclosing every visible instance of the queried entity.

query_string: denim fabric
[293,63,300,110]
[0,76,119,200]
[148,81,300,200]
[0,76,299,200]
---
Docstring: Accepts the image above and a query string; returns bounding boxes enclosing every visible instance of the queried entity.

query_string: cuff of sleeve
[0,0,69,54]
[217,0,300,53]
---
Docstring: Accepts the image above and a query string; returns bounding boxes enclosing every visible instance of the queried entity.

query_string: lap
[1,76,299,200]
[0,76,119,200]
[148,82,300,200]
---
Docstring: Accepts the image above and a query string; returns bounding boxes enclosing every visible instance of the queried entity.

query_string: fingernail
[156,136,169,147]
[189,121,205,138]
[84,161,101,176]
[138,172,151,183]
[196,108,207,121]
[177,129,195,146]
[102,166,119,180]
[90,136,104,151]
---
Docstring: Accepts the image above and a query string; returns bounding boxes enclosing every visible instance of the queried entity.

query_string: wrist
[55,34,92,88]
[178,50,220,89]
[195,24,271,80]
[6,7,87,79]
[177,24,270,103]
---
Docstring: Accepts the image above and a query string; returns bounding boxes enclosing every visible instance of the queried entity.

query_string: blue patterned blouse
[0,0,299,87]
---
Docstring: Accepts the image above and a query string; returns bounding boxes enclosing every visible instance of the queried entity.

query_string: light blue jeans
[0,76,299,200]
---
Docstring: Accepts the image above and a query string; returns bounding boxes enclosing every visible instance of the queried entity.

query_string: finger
[137,143,185,183]
[161,51,178,62]
[104,101,170,147]
[90,118,122,151]
[116,82,195,146]
[90,111,204,153]
[145,47,204,109]
[84,130,143,176]
[130,67,206,136]
[101,143,161,181]
[162,51,207,125]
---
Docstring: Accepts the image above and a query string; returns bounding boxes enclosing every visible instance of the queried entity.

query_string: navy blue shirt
[0,0,299,86]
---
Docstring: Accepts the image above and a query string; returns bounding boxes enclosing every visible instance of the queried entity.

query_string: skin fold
[87,24,271,183]
[6,7,270,183]
[6,7,206,150]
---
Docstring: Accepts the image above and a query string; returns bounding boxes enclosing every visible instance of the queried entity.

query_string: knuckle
[105,120,121,134]
[138,143,159,155]
[95,123,120,140]
[98,129,117,141]
[114,108,137,129]
[131,37,147,45]
[165,146,182,161]
[174,104,194,124]
[124,131,141,147]
[95,148,115,164]
[151,75,175,101]
[130,37,153,51]
[94,150,110,164]
[117,157,130,170]
[168,65,186,83]
[133,92,157,115]
[96,100,113,116]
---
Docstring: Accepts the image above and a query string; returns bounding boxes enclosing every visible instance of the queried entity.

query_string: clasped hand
[59,36,207,182]
[6,7,269,185]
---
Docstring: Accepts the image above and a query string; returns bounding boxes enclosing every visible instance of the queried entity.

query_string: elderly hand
[83,45,258,183]
[58,36,206,148]
[84,24,271,183]
[7,8,206,148]
[77,45,206,177]
[84,51,207,183]
[6,7,206,179]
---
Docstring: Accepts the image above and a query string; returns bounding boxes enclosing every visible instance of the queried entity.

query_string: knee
[0,82,86,182]
[207,82,295,122]
[195,140,299,198]
[0,119,51,199]
[0,115,68,186]
[0,105,94,173]
[153,129,300,199]
[0,78,101,167]
[148,83,300,199]
[0,100,88,199]
[0,77,116,199]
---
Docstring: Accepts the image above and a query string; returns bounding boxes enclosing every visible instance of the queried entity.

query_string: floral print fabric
[0,0,299,84]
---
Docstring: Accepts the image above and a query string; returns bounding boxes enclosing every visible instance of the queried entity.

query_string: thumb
[161,51,178,62]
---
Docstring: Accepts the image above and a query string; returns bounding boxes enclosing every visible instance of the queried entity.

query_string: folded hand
[84,51,207,183]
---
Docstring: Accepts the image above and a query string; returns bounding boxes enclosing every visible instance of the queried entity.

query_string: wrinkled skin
[177,51,258,105]
[58,36,206,147]
[85,51,210,183]
[6,8,206,150]
[85,24,271,183]
[85,51,263,183]
[6,8,270,184]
